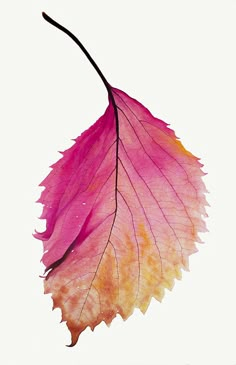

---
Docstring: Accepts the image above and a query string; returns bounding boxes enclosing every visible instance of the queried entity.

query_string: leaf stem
[42,12,114,103]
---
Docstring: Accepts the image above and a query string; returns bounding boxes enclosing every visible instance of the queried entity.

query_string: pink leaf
[36,13,208,346]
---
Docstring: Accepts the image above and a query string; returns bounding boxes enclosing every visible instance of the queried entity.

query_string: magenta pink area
[35,102,116,268]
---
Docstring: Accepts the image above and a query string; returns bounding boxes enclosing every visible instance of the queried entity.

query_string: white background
[1,1,236,364]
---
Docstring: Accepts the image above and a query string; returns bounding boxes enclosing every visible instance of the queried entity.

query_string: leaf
[36,13,208,346]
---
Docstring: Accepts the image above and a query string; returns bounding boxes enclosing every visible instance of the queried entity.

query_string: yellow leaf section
[92,242,119,324]
[114,232,140,320]
[136,223,182,312]
[136,223,163,313]
[174,138,195,158]
[66,242,120,345]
